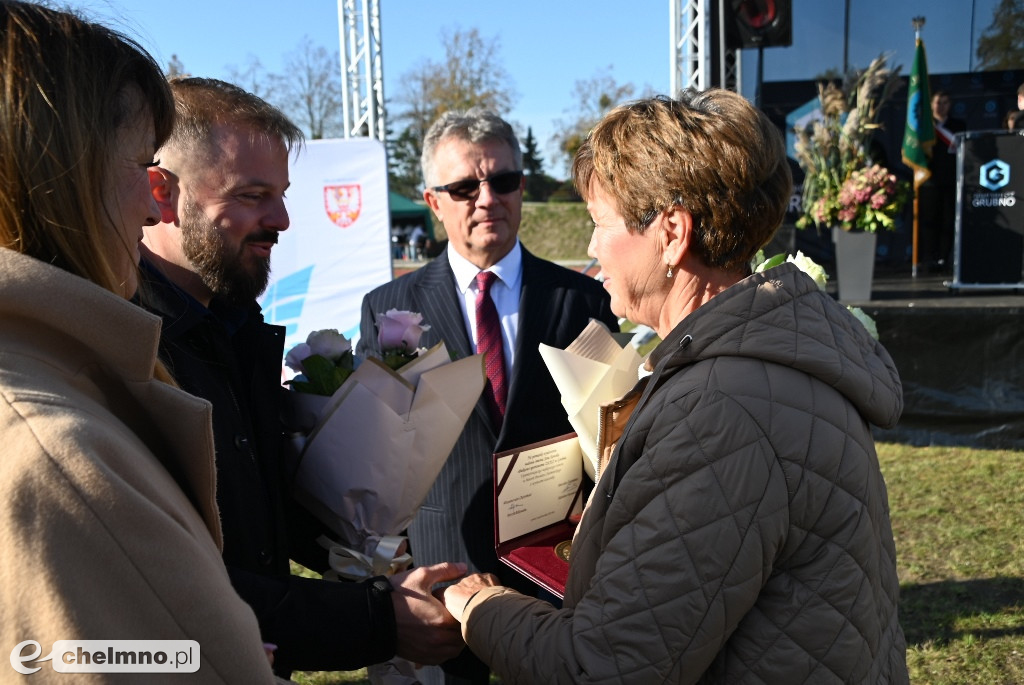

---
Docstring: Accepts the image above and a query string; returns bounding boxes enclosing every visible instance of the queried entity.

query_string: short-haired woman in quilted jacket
[439,89,909,685]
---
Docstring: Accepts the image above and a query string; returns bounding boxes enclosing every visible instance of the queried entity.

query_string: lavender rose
[377,309,430,353]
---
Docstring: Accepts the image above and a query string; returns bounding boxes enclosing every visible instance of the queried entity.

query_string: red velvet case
[493,433,583,599]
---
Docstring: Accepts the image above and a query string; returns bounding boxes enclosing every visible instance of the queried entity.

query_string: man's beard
[180,200,275,306]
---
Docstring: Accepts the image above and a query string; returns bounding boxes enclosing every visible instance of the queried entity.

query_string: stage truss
[338,0,740,145]
[337,0,385,141]
[670,0,741,94]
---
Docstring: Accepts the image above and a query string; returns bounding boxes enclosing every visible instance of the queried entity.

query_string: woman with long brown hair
[0,3,274,679]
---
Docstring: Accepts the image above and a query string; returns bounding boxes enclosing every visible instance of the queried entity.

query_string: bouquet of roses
[282,310,485,582]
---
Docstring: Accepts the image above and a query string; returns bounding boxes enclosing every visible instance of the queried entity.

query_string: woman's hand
[438,573,502,623]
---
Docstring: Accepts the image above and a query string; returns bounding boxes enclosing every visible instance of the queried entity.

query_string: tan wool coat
[0,248,275,683]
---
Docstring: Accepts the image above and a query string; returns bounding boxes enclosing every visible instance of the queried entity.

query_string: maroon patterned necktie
[475,271,507,426]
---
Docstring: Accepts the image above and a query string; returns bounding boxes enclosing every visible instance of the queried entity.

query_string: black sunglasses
[431,170,523,201]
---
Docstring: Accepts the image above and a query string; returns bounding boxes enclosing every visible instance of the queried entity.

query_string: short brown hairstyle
[163,77,303,164]
[573,90,792,273]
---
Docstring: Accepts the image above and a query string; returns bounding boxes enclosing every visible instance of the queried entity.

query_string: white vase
[831,226,877,303]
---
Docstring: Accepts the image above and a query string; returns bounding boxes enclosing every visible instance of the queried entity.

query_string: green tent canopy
[388,191,433,239]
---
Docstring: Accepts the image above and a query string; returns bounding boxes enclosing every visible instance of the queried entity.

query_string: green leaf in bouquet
[287,379,319,395]
[381,350,417,371]
[756,253,788,272]
[291,353,354,396]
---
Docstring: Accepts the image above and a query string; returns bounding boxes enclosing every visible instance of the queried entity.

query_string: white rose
[284,342,312,374]
[847,306,879,340]
[305,329,352,362]
[788,251,828,291]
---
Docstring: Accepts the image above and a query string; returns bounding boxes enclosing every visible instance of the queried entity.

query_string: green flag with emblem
[901,36,935,188]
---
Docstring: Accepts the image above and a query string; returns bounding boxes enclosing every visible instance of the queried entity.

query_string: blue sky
[70,0,1002,175]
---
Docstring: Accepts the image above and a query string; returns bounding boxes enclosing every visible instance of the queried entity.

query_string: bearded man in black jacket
[138,77,465,677]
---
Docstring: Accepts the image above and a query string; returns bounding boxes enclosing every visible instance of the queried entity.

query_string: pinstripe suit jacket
[357,247,617,590]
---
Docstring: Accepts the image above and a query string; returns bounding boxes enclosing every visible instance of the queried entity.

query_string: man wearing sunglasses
[358,107,617,685]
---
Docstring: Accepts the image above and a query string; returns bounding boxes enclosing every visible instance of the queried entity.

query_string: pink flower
[377,309,430,353]
[813,198,829,224]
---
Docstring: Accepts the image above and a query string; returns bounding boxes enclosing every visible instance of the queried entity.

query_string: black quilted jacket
[463,263,909,684]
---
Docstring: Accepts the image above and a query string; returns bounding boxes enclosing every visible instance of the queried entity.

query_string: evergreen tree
[976,0,1024,70]
[522,127,548,202]
[387,127,424,200]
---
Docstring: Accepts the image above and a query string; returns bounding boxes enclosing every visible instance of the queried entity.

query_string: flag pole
[901,16,934,279]
[912,18,924,279]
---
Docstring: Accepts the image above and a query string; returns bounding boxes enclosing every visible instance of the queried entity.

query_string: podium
[952,130,1024,289]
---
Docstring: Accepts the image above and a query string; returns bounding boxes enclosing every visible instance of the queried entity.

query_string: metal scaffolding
[339,0,741,143]
[337,0,385,141]
[670,0,741,94]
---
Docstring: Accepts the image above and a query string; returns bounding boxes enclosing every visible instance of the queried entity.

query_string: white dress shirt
[447,240,522,372]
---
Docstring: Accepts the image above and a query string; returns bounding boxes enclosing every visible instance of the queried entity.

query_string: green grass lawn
[292,445,1024,685]
[883,444,1024,683]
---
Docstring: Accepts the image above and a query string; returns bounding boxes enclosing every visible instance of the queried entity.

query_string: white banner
[260,138,392,351]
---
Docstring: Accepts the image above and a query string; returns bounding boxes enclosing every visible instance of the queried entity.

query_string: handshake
[389,562,502,665]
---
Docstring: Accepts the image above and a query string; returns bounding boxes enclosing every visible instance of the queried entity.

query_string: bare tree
[551,67,636,172]
[392,60,437,150]
[225,55,276,102]
[388,27,518,192]
[271,36,343,140]
[387,126,425,199]
[427,27,517,116]
[976,0,1024,70]
[387,62,437,196]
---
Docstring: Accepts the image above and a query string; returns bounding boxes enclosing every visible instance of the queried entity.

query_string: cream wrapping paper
[539,320,643,479]
[286,342,486,569]
[283,342,484,685]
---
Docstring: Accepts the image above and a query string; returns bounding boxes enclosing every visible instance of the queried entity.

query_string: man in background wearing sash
[920,90,967,273]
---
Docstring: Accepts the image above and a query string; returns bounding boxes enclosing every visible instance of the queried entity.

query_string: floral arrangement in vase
[794,55,910,232]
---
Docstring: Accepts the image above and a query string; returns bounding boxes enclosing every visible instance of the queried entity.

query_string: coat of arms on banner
[324,184,362,228]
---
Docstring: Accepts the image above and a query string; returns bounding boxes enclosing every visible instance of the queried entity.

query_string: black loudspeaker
[724,0,792,50]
